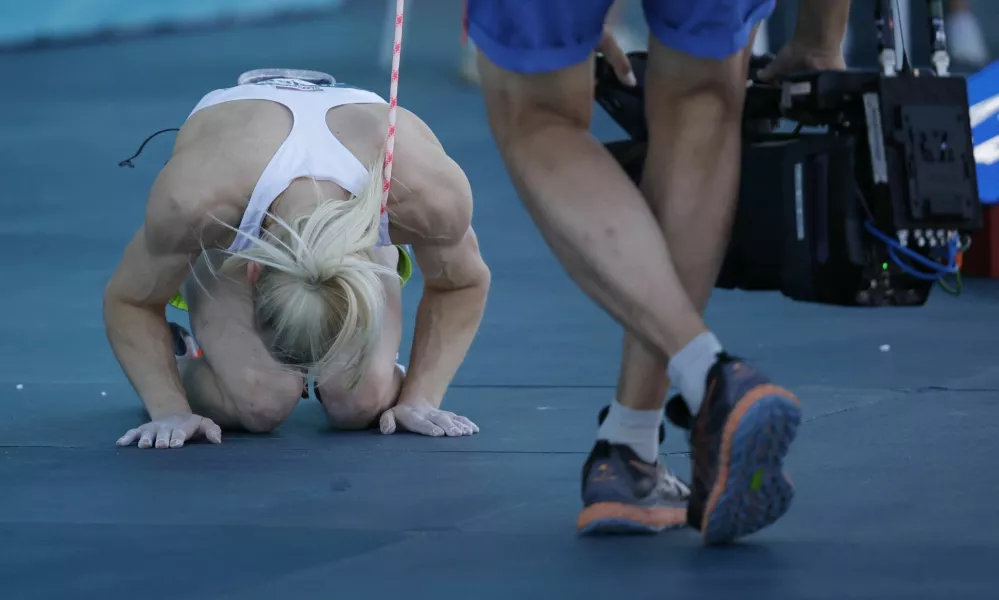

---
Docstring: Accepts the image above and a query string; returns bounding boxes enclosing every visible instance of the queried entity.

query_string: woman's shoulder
[143,148,249,254]
[385,111,473,247]
[156,104,286,224]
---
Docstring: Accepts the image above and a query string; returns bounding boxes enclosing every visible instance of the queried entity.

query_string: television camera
[594,0,982,306]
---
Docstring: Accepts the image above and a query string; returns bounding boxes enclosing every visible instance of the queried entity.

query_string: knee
[646,82,746,152]
[479,61,594,148]
[227,368,303,433]
[645,40,751,123]
[324,397,383,431]
[319,362,401,430]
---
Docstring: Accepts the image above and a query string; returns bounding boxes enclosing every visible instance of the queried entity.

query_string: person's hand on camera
[759,0,850,83]
[757,41,846,83]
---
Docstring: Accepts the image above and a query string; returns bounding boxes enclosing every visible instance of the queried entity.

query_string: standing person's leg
[469,0,802,542]
[469,0,705,370]
[613,0,802,546]
[609,12,766,484]
[615,9,768,448]
[469,0,703,534]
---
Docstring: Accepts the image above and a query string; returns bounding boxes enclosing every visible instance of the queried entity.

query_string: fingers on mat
[154,427,171,449]
[200,418,223,444]
[455,416,479,434]
[170,429,187,448]
[379,410,397,435]
[412,414,445,437]
[138,429,155,449]
[117,429,140,447]
[444,412,472,435]
[428,412,461,437]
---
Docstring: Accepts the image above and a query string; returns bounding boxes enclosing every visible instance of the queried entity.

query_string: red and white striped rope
[381,0,405,212]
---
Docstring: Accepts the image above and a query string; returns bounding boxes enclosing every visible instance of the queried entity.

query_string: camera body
[595,52,982,306]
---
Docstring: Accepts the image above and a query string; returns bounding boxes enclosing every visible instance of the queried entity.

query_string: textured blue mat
[2,3,998,598]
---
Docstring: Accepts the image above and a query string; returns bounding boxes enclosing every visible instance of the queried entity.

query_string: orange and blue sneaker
[576,407,690,535]
[666,353,802,545]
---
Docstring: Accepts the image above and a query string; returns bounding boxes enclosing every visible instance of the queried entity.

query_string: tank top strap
[185,78,392,251]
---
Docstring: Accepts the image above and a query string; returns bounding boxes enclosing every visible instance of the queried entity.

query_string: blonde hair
[220,159,398,388]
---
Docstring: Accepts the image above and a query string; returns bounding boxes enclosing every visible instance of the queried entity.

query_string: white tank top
[186,77,392,252]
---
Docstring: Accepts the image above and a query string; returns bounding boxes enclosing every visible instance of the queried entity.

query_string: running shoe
[666,353,802,545]
[577,407,689,535]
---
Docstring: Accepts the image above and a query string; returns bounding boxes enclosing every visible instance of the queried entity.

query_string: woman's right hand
[757,41,846,83]
[116,414,222,449]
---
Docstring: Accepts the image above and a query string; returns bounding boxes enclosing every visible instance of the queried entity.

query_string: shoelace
[656,463,691,500]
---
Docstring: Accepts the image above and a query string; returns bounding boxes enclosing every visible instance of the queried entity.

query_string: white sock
[667,331,724,417]
[597,399,662,464]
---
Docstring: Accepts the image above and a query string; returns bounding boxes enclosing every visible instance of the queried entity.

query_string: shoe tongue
[665,395,693,430]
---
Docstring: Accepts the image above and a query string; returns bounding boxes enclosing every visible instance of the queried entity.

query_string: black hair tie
[118,127,180,168]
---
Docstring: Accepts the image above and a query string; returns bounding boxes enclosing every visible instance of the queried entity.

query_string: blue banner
[969,59,999,205]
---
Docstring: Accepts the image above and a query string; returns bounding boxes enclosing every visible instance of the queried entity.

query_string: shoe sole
[699,386,801,546]
[577,503,686,536]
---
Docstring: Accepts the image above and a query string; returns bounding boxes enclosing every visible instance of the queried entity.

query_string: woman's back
[156,84,393,251]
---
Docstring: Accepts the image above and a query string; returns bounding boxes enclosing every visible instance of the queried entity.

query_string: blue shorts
[466,0,775,74]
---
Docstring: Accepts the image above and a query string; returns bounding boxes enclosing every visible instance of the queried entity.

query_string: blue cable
[863,220,959,280]
[888,245,950,280]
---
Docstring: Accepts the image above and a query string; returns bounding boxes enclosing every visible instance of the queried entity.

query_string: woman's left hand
[379,398,479,437]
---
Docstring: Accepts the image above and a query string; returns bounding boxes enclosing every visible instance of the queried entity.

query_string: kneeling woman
[105,70,489,449]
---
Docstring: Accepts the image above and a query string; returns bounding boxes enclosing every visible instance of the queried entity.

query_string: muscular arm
[103,227,195,419]
[103,157,233,420]
[386,109,490,408]
[401,228,490,409]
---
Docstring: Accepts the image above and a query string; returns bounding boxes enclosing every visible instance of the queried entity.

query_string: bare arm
[377,108,491,409]
[401,227,490,409]
[103,226,195,420]
[384,110,490,408]
[103,157,233,421]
